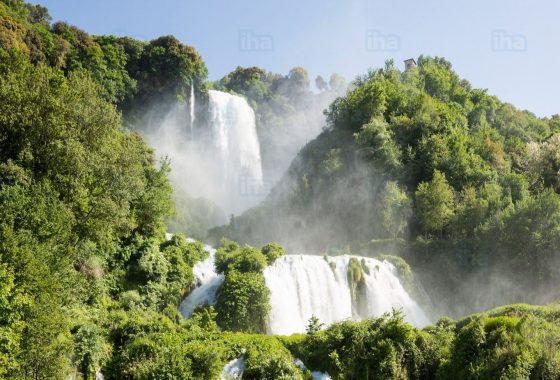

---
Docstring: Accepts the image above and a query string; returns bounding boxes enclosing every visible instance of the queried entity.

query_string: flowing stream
[179,246,223,317]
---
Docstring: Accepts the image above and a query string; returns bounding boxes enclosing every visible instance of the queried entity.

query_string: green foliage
[0,5,199,373]
[73,323,112,380]
[441,314,560,379]
[0,2,208,118]
[191,306,219,332]
[124,35,207,119]
[284,305,560,380]
[288,311,447,380]
[112,332,224,379]
[306,315,324,335]
[0,61,174,243]
[3,2,560,377]
[525,134,560,193]
[322,148,344,176]
[212,240,275,334]
[160,234,208,267]
[415,170,456,235]
[215,270,270,333]
[347,257,365,301]
[380,181,412,238]
[376,254,414,291]
[261,242,286,265]
[315,75,328,91]
[476,189,560,293]
[215,240,268,275]
[355,116,402,173]
[243,338,304,380]
[109,323,304,380]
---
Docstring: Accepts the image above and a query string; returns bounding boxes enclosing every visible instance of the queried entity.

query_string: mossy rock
[376,254,413,289]
[360,258,370,275]
[347,258,366,303]
[347,258,363,286]
[324,256,336,272]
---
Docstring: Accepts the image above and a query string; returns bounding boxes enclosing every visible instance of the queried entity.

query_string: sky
[38,0,559,117]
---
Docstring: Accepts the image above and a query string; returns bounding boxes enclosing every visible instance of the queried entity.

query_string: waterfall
[189,82,195,139]
[221,357,245,380]
[264,255,429,335]
[179,246,224,317]
[145,89,265,225]
[181,252,429,335]
[296,358,332,380]
[208,90,263,194]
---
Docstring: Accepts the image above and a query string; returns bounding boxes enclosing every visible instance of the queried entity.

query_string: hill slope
[210,57,560,316]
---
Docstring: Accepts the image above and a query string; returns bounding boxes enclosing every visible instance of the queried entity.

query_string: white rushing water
[146,89,265,223]
[295,358,332,380]
[179,246,224,317]
[189,82,195,139]
[208,90,263,198]
[220,357,245,380]
[264,255,429,335]
[181,252,429,334]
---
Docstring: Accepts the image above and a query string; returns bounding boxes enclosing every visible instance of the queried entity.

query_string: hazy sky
[38,0,559,117]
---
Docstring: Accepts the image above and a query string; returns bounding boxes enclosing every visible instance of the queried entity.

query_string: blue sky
[38,0,559,117]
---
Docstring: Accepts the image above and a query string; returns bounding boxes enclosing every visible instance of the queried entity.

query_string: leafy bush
[261,242,285,265]
[215,241,268,275]
[215,271,270,333]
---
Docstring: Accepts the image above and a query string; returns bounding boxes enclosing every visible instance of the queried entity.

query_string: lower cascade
[221,357,245,380]
[264,255,429,334]
[181,251,430,335]
[179,246,223,317]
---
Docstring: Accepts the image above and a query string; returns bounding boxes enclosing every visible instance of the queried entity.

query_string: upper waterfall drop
[207,90,264,191]
[189,82,195,139]
[149,89,266,221]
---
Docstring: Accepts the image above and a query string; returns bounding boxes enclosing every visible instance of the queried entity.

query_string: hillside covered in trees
[2,1,560,379]
[211,57,560,317]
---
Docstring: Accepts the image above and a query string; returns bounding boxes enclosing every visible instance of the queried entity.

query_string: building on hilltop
[404,58,417,71]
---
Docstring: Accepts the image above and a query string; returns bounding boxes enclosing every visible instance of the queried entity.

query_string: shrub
[260,242,285,265]
[215,271,270,333]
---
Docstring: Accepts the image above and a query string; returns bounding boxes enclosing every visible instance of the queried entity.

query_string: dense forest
[211,57,560,317]
[1,1,560,379]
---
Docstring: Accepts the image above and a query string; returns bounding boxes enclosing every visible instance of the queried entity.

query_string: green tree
[215,270,270,333]
[215,244,267,275]
[128,35,207,115]
[260,242,285,265]
[380,181,411,238]
[355,116,402,174]
[525,134,560,193]
[415,170,455,235]
[315,75,328,92]
[329,73,347,94]
[25,3,51,25]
